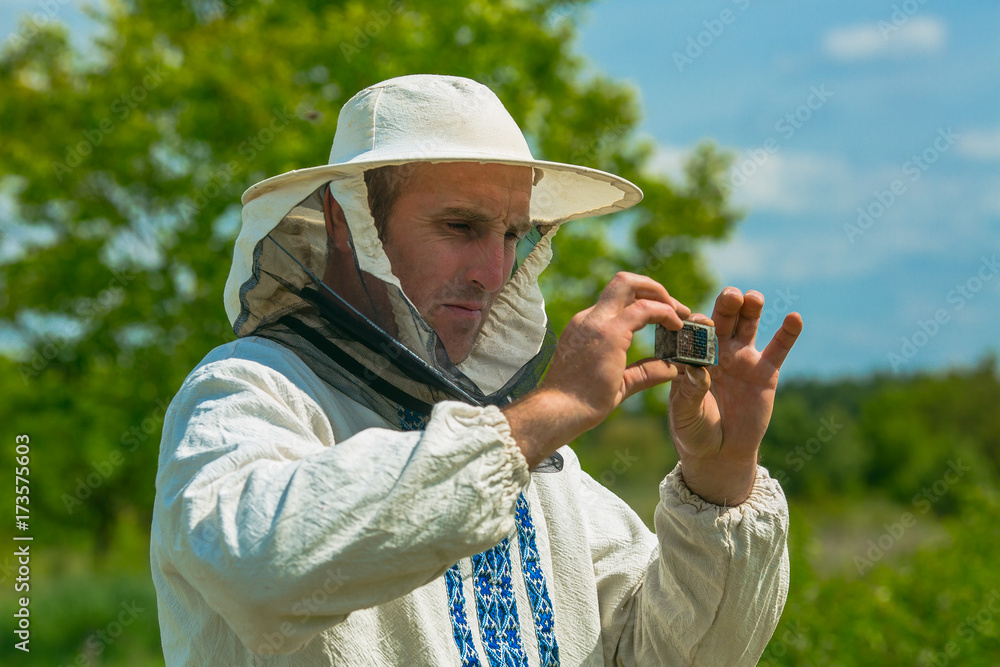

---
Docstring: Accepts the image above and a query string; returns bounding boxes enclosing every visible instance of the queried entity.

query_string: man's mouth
[442,303,485,319]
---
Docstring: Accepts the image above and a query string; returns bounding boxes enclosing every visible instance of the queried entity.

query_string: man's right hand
[503,272,690,468]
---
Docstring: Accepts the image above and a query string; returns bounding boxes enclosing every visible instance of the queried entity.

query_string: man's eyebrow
[437,207,492,223]
[437,207,533,235]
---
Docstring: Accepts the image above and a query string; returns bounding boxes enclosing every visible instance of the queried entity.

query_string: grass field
[4,489,995,666]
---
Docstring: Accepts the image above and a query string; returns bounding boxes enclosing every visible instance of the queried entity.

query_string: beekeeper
[151,74,803,666]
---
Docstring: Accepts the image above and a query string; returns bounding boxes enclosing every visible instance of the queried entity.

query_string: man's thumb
[621,359,678,401]
[670,367,711,414]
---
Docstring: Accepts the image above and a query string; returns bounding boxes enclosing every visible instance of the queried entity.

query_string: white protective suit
[150,75,790,666]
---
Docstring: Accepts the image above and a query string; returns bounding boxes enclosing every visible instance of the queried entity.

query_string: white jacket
[151,336,789,666]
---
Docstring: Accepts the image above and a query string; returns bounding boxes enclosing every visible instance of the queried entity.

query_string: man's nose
[467,236,508,293]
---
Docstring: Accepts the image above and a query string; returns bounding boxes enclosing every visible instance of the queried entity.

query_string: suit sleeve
[585,463,789,666]
[153,347,529,655]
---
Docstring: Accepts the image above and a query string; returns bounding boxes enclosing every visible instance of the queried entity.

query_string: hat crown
[329,74,534,165]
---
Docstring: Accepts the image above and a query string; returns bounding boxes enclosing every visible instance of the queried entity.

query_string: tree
[0,0,739,546]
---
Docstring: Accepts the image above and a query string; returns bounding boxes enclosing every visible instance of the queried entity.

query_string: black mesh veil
[233,183,558,427]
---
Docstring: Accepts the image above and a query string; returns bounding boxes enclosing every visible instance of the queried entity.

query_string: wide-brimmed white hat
[226,74,646,395]
[241,74,643,224]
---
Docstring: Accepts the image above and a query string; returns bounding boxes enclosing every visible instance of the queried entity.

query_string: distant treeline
[760,355,999,513]
[573,356,1000,519]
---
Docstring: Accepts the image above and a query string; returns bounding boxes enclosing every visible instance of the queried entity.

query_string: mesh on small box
[654,322,718,367]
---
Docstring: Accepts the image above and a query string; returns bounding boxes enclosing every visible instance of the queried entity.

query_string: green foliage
[1,2,735,662]
[759,358,1000,511]
[0,567,161,666]
[761,488,1000,666]
[576,361,1000,665]
[0,0,735,545]
[576,359,1000,527]
[3,2,997,665]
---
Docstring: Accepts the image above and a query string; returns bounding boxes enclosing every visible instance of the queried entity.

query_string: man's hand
[668,288,803,505]
[504,272,690,467]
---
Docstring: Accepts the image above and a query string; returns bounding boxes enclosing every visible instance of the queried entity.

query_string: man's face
[380,162,533,364]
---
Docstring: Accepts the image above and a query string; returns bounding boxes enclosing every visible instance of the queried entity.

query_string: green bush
[762,488,1000,666]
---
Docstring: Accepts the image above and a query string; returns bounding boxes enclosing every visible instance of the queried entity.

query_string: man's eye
[446,222,471,232]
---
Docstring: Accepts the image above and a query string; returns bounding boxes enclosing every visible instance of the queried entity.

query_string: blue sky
[2,1,997,379]
[573,1,999,378]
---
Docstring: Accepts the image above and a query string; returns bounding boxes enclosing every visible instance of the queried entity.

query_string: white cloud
[649,141,998,289]
[728,151,857,214]
[956,127,1000,161]
[822,16,947,61]
[645,144,688,184]
[651,144,862,215]
[702,223,871,285]
[700,152,999,286]
[823,24,884,61]
[702,233,766,284]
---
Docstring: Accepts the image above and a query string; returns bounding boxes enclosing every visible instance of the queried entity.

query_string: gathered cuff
[661,462,786,518]
[427,401,530,532]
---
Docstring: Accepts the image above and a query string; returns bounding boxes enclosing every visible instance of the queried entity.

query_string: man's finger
[735,290,764,345]
[597,272,668,308]
[669,295,691,320]
[621,358,679,400]
[688,313,714,327]
[667,365,712,420]
[761,312,804,369]
[595,272,690,319]
[711,287,743,339]
[618,299,684,332]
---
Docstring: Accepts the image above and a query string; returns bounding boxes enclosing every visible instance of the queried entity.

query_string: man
[151,74,803,665]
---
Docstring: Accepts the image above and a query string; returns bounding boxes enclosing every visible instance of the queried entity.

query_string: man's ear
[324,186,350,251]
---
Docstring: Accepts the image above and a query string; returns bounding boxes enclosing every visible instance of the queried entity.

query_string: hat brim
[241,155,643,225]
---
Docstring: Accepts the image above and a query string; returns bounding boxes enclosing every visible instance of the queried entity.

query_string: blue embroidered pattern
[397,405,429,431]
[472,538,529,667]
[445,564,483,666]
[514,494,561,666]
[426,418,559,666]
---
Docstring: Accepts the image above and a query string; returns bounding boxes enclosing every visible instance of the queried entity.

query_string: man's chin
[434,326,481,365]
[428,310,487,364]
[439,337,474,365]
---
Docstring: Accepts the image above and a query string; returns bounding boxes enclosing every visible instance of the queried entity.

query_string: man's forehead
[407,161,533,186]
[400,162,534,227]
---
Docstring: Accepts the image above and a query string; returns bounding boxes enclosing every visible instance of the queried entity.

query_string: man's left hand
[668,287,803,506]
